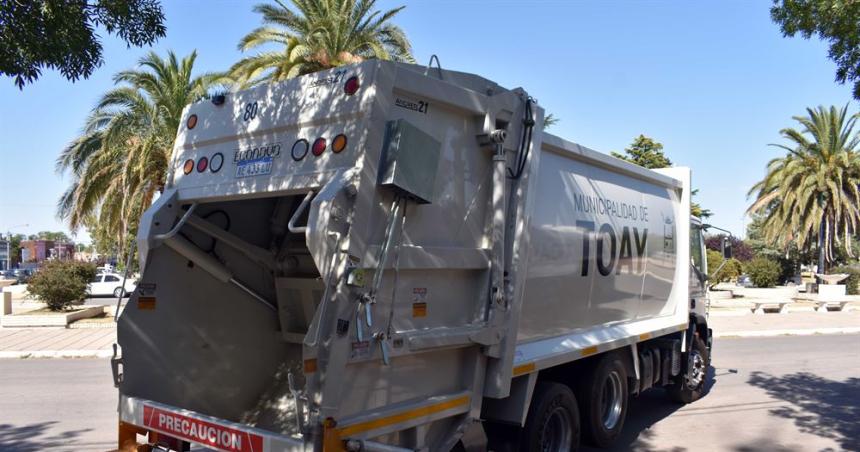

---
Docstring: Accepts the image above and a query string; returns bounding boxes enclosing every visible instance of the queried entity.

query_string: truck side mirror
[722,238,732,260]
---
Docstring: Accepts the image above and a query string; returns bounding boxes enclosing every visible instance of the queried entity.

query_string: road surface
[0,335,857,451]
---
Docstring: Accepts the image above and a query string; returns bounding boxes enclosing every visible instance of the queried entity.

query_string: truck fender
[480,372,538,426]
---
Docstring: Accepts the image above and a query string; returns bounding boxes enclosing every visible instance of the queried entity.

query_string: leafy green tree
[543,113,559,130]
[56,51,216,264]
[706,249,742,287]
[611,134,672,168]
[747,105,860,272]
[612,134,711,218]
[230,0,414,87]
[771,0,860,100]
[0,0,166,88]
[27,231,71,242]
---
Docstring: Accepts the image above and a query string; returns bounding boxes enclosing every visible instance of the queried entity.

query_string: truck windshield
[691,224,706,275]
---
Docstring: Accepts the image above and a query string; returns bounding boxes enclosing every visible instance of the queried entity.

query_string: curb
[0,349,113,359]
[714,327,860,338]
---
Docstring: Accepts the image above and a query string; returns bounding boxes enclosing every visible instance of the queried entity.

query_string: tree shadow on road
[0,421,95,451]
[746,371,860,452]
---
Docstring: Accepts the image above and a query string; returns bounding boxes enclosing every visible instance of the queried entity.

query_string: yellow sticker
[412,302,427,317]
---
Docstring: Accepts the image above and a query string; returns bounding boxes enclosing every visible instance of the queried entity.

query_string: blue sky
[0,0,854,242]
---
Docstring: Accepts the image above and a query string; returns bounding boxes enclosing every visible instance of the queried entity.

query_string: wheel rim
[600,370,624,431]
[114,288,123,297]
[539,405,573,452]
[687,350,705,389]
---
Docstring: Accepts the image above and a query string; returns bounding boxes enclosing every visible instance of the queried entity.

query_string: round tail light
[312,138,327,156]
[209,153,224,173]
[292,139,309,161]
[344,76,360,95]
[332,134,347,153]
[183,159,194,174]
[196,156,208,172]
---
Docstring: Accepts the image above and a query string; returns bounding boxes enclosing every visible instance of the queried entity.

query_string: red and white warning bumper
[119,395,308,452]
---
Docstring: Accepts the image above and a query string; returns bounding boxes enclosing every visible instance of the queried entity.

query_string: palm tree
[56,50,216,248]
[230,0,414,87]
[747,105,860,272]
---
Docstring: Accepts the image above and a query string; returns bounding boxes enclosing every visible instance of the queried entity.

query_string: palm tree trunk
[818,214,826,275]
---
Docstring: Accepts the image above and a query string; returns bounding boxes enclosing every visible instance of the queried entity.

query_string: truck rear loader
[114,61,713,452]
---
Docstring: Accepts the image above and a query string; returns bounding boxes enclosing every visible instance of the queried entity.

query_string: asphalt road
[0,335,857,452]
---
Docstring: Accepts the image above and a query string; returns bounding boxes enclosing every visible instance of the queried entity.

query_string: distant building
[20,240,75,264]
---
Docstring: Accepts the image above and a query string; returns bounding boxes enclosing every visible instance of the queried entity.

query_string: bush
[27,261,97,311]
[830,265,860,295]
[706,250,742,284]
[744,257,781,288]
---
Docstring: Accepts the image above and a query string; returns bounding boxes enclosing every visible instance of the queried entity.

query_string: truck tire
[575,354,628,448]
[668,335,709,404]
[520,381,580,452]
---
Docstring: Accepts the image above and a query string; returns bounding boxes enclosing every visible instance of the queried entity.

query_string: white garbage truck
[114,61,713,452]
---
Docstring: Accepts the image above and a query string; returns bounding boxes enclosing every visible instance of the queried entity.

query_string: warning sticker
[137,297,156,310]
[350,341,371,360]
[143,404,263,452]
[412,302,427,317]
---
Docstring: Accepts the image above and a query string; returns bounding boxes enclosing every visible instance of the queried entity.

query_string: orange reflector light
[196,156,208,173]
[332,134,347,153]
[344,76,360,95]
[304,358,318,373]
[312,138,327,156]
[183,159,194,174]
[186,114,198,129]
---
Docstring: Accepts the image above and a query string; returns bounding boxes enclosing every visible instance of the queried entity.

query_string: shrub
[27,261,97,311]
[744,257,781,288]
[830,265,860,295]
[706,250,742,284]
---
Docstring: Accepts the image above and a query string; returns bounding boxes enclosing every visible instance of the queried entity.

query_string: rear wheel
[520,381,580,452]
[668,335,709,404]
[113,287,125,298]
[575,354,628,448]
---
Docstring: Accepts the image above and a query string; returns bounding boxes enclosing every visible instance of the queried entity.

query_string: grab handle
[153,203,198,241]
[288,191,314,234]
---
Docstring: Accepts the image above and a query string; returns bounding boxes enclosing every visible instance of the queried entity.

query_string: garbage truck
[114,60,713,452]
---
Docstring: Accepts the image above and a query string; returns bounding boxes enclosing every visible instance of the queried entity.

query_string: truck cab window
[690,224,706,275]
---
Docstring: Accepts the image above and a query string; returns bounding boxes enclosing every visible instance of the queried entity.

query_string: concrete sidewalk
[0,327,116,358]
[710,310,860,337]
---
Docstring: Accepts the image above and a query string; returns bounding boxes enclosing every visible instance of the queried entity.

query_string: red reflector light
[183,159,194,174]
[332,134,347,153]
[196,156,208,172]
[344,76,360,95]
[312,138,327,156]
[187,114,198,129]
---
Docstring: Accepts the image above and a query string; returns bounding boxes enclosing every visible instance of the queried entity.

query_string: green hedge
[745,257,781,288]
[830,265,860,295]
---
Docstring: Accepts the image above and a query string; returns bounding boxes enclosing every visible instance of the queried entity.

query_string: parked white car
[88,272,136,297]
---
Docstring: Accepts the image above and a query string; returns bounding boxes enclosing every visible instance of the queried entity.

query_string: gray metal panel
[541,133,682,189]
[378,119,442,204]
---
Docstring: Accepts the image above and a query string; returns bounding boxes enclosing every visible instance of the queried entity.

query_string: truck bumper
[118,395,310,451]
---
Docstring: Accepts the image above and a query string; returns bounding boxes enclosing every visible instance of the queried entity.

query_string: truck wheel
[668,335,709,404]
[575,354,628,448]
[520,381,580,452]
